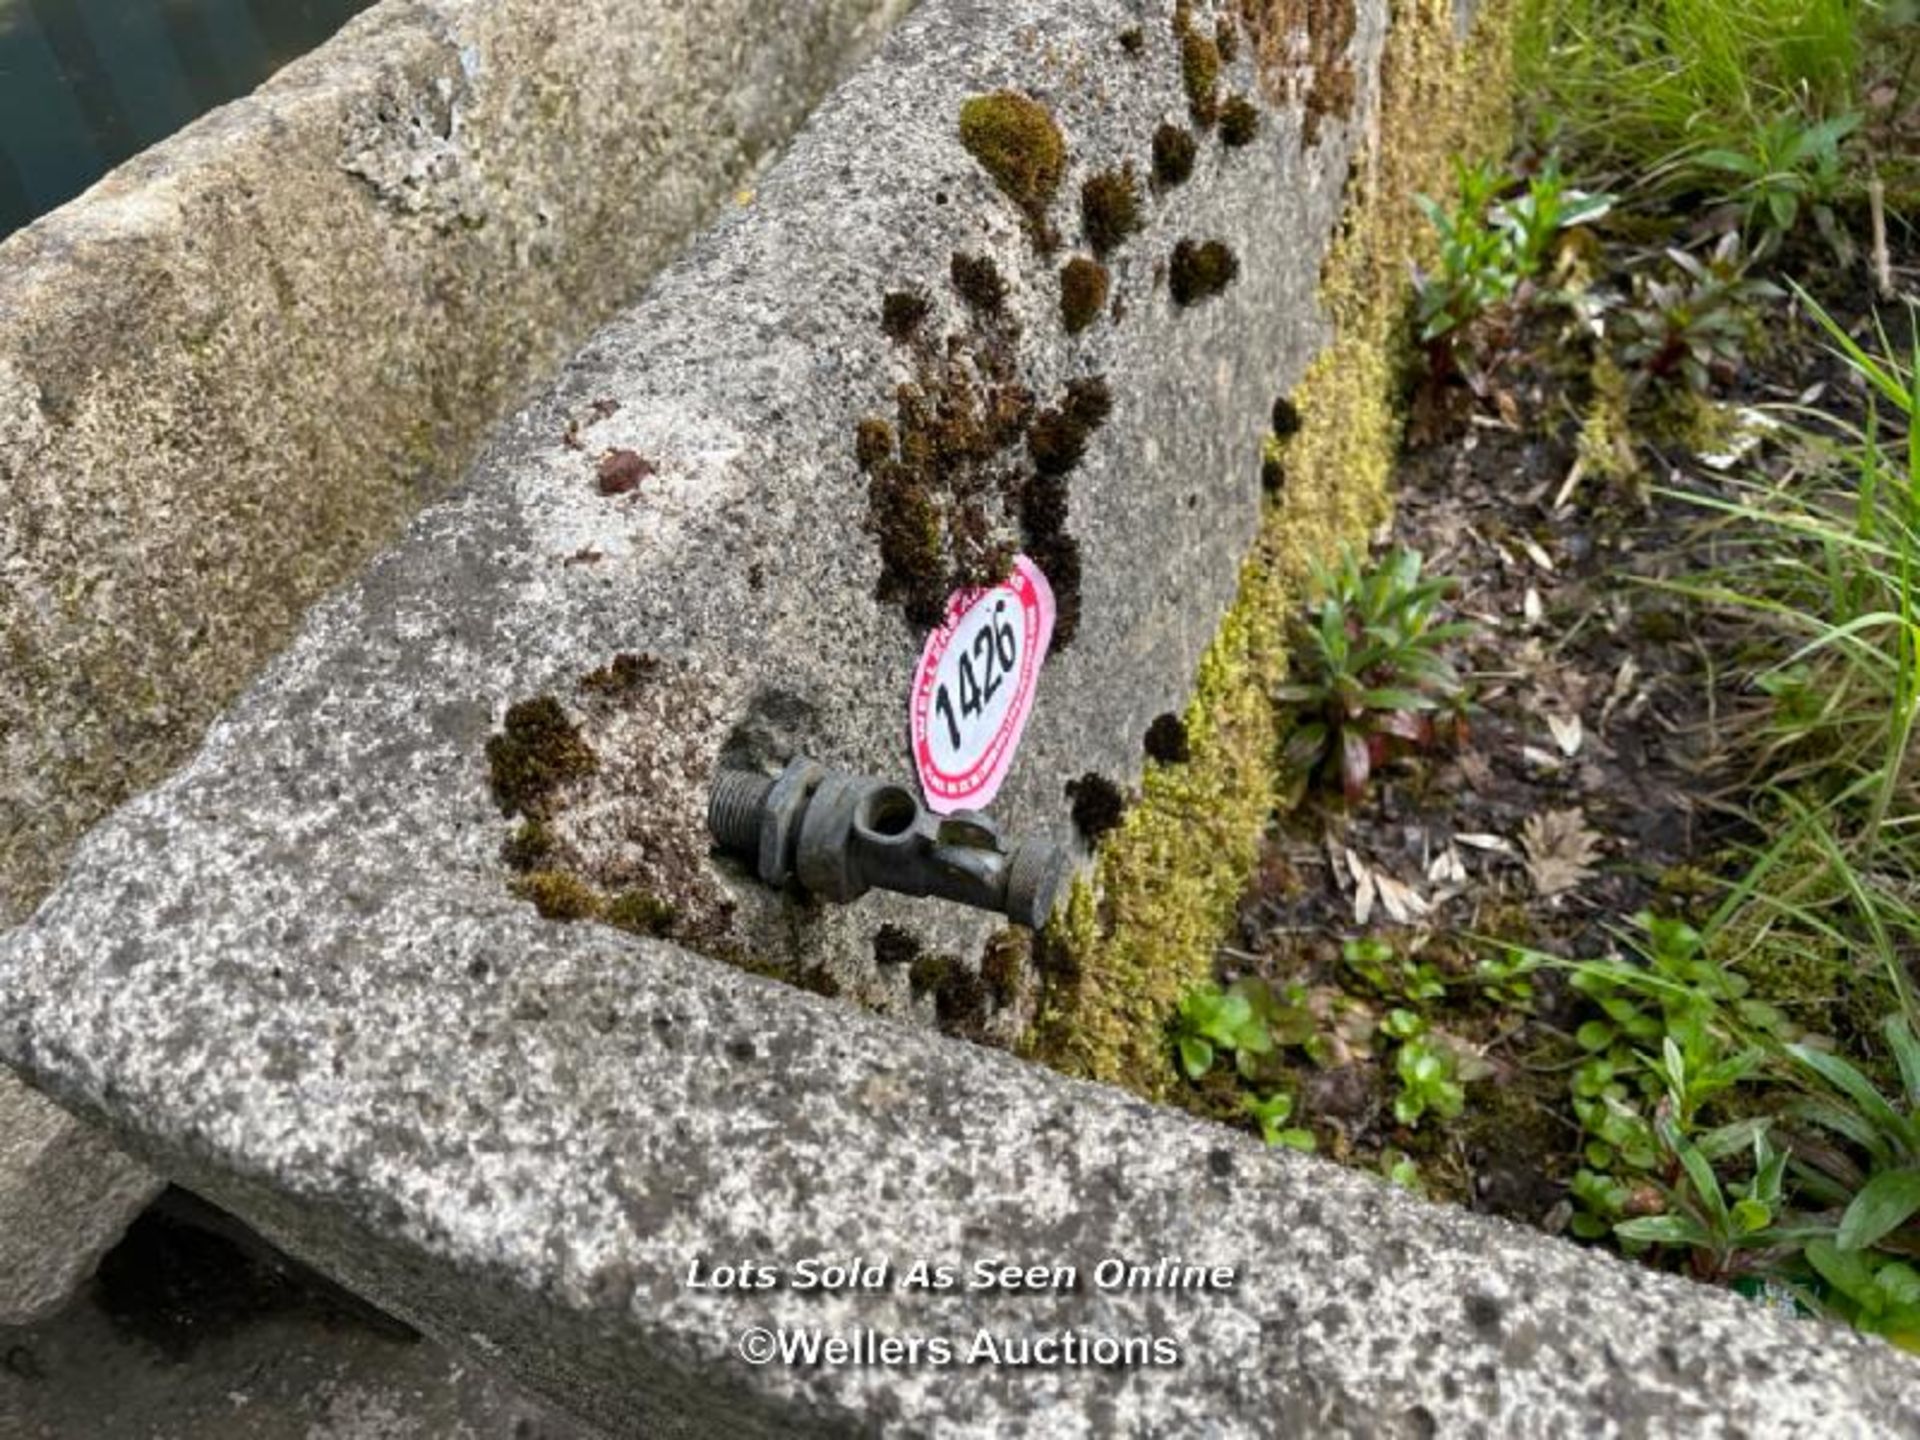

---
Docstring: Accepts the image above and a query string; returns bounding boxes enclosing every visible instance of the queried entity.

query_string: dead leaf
[1455,832,1513,853]
[1523,586,1543,626]
[1375,871,1431,924]
[1549,713,1584,757]
[1520,809,1602,898]
[1518,534,1556,572]
[1345,847,1376,925]
[1428,847,1467,885]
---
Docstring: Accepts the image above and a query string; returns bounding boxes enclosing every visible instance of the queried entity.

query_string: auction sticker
[910,556,1055,814]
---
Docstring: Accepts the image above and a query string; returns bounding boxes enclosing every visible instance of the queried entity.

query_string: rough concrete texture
[0,0,912,1320]
[5,0,1919,1435]
[0,1077,160,1325]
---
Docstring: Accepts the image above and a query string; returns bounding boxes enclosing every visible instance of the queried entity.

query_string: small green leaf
[1838,1170,1920,1253]
[1178,1036,1214,1080]
[1615,1215,1710,1247]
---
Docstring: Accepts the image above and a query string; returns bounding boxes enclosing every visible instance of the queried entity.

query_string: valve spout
[708,758,1069,930]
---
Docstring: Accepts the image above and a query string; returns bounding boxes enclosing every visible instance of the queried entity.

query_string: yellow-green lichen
[1023,0,1518,1097]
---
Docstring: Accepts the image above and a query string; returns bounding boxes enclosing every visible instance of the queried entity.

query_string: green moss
[1169,239,1239,306]
[1575,353,1640,487]
[1217,14,1242,62]
[579,652,655,695]
[486,696,597,818]
[873,924,923,968]
[855,418,895,471]
[1261,434,1287,493]
[502,818,553,870]
[950,252,1009,314]
[1026,376,1112,475]
[513,869,599,922]
[605,888,678,937]
[1060,258,1111,334]
[1081,168,1142,257]
[909,953,953,994]
[933,961,990,1028]
[1180,25,1222,127]
[1219,95,1260,147]
[958,91,1067,232]
[1145,713,1192,765]
[881,289,931,342]
[1068,772,1127,841]
[866,466,947,625]
[981,930,1029,1006]
[1153,124,1198,188]
[1023,0,1518,1096]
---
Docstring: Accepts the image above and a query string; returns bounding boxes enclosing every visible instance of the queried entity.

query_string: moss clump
[1152,124,1197,188]
[1220,95,1260,147]
[1272,394,1303,439]
[981,930,1030,1006]
[1145,713,1192,764]
[881,290,931,342]
[950,252,1009,314]
[1179,25,1222,126]
[514,869,599,922]
[855,418,895,471]
[909,953,953,996]
[1081,168,1142,257]
[934,961,990,1028]
[867,468,949,625]
[958,91,1067,233]
[1060,258,1110,334]
[1169,239,1239,305]
[605,888,677,937]
[861,314,1033,625]
[1119,25,1145,53]
[1261,433,1287,493]
[579,652,656,695]
[1024,0,1518,1096]
[502,818,553,870]
[487,696,597,818]
[1215,14,1240,62]
[1068,773,1127,842]
[1027,376,1113,476]
[873,924,922,968]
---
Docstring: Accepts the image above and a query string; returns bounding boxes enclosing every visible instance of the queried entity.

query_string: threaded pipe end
[709,771,774,855]
[1004,839,1071,931]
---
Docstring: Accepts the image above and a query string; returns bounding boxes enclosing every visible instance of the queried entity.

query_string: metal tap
[708,758,1068,930]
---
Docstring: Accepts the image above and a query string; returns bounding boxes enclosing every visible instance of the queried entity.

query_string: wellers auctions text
[686,1255,1239,1294]
[754,1326,1182,1369]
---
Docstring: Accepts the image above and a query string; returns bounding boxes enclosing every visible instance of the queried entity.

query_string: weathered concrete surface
[5,0,1919,1435]
[0,0,913,1318]
[0,1078,159,1325]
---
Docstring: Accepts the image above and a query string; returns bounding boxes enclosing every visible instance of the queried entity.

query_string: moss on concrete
[1024,0,1518,1097]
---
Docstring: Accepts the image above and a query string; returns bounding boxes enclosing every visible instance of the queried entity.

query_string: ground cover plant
[1177,0,1920,1351]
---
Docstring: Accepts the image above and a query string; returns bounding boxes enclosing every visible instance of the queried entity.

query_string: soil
[1203,205,1916,1231]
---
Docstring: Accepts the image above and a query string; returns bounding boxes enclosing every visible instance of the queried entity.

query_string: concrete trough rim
[3,0,1918,1432]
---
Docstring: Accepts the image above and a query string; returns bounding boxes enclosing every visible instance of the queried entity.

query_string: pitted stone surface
[4,0,1918,1434]
[0,0,912,1319]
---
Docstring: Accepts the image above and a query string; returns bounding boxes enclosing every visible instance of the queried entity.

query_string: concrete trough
[0,0,912,1321]
[4,0,1918,1432]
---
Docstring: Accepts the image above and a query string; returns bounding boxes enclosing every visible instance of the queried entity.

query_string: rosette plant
[1276,545,1473,802]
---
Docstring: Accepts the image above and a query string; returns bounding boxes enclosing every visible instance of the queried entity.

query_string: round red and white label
[910,555,1056,814]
